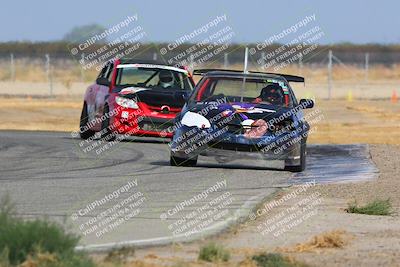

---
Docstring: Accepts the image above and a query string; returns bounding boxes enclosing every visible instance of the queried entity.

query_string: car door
[95,62,113,114]
[86,62,113,131]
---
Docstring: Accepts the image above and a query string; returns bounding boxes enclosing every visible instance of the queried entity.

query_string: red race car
[79,59,195,140]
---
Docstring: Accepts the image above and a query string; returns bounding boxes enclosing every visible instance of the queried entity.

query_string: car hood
[117,86,190,108]
[188,101,292,122]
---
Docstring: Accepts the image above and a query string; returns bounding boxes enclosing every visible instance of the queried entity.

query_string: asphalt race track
[0,130,378,251]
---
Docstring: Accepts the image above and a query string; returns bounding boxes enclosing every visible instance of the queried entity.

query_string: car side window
[105,64,114,82]
[97,62,113,80]
[97,65,108,79]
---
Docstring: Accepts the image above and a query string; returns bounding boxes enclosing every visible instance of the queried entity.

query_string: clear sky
[1,0,398,44]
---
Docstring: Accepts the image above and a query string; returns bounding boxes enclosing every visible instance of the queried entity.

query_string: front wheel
[170,155,197,167]
[79,102,96,139]
[284,142,306,172]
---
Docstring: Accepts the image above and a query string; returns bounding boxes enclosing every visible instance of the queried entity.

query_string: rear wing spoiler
[192,69,305,83]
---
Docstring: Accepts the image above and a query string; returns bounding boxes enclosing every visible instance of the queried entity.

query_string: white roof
[117,63,188,74]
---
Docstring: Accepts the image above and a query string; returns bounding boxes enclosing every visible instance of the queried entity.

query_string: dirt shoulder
[219,144,400,266]
[120,144,400,267]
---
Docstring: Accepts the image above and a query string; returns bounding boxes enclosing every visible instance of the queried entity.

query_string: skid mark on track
[292,144,378,184]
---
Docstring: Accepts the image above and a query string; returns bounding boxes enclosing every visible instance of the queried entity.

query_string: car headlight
[115,96,138,109]
[181,111,211,129]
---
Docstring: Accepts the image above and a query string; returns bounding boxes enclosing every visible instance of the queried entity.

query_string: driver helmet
[159,70,174,88]
[258,84,283,104]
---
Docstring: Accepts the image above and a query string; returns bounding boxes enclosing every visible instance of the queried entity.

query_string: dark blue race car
[169,69,314,172]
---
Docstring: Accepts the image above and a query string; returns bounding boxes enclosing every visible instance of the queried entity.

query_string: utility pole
[223,53,229,68]
[328,50,333,100]
[365,52,369,83]
[45,54,53,96]
[299,54,303,75]
[243,47,249,73]
[261,51,266,69]
[10,53,15,82]
[189,54,194,71]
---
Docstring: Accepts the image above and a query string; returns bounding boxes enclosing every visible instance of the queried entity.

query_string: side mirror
[299,99,314,109]
[96,77,110,87]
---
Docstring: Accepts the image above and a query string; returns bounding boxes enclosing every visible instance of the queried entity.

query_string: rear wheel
[101,105,116,142]
[170,155,197,167]
[284,142,306,172]
[79,102,96,139]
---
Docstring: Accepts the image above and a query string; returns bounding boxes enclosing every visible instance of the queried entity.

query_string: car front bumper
[112,105,176,138]
[170,125,307,164]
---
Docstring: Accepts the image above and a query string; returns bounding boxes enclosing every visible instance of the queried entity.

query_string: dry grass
[230,63,400,83]
[238,258,259,267]
[346,106,400,120]
[123,260,161,267]
[19,252,58,267]
[0,97,81,109]
[309,123,400,144]
[1,59,400,84]
[307,100,400,144]
[279,230,350,253]
[0,60,98,84]
[0,97,399,144]
[0,97,81,132]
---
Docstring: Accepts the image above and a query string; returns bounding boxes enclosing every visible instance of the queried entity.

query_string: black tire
[79,102,96,139]
[101,105,116,142]
[284,142,306,172]
[170,155,197,167]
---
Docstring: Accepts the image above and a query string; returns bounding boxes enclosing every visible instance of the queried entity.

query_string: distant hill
[62,24,106,44]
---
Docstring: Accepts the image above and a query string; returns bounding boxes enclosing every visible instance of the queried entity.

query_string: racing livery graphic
[170,69,314,172]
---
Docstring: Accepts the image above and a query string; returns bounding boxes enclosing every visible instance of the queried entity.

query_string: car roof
[118,58,177,67]
[115,58,188,73]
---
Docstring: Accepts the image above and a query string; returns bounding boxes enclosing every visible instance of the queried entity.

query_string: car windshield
[189,76,292,107]
[115,66,194,90]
